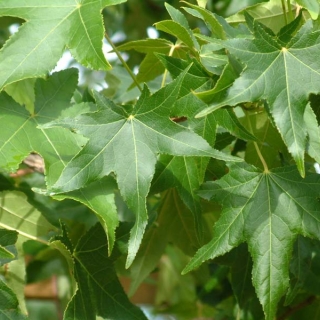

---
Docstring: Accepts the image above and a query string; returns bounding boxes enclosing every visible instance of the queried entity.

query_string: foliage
[1,0,320,319]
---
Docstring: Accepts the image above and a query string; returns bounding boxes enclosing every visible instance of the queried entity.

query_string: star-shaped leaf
[0,69,87,186]
[0,0,126,90]
[197,19,320,176]
[183,162,320,319]
[46,67,240,267]
[55,223,147,320]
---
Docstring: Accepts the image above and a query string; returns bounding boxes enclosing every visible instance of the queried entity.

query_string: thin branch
[277,296,316,320]
[104,31,142,92]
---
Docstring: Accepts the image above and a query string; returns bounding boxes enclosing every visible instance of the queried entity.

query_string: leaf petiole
[245,110,269,173]
[161,43,178,88]
[104,31,142,92]
[287,0,294,21]
[281,0,288,24]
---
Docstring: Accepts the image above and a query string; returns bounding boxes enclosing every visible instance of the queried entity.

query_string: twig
[277,296,316,320]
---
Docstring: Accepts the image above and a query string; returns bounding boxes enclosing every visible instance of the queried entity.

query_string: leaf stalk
[104,31,142,92]
[161,43,177,88]
[245,110,269,173]
[281,0,288,24]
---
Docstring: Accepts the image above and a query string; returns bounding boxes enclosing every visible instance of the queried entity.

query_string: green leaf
[116,38,188,86]
[182,2,251,39]
[5,238,27,315]
[0,191,56,242]
[53,177,119,255]
[182,2,226,39]
[296,0,319,19]
[244,109,288,170]
[0,280,27,319]
[47,67,240,267]
[0,229,18,260]
[0,0,126,89]
[304,104,320,164]
[183,163,320,319]
[155,20,199,51]
[0,69,86,186]
[285,236,320,305]
[197,0,207,8]
[4,78,36,114]
[226,0,296,34]
[195,58,242,104]
[200,43,228,75]
[65,223,147,320]
[197,19,320,176]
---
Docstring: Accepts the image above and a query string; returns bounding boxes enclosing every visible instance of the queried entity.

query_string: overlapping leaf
[197,19,320,176]
[226,0,296,34]
[0,191,56,242]
[0,280,27,320]
[55,224,147,320]
[45,68,240,267]
[129,188,201,295]
[183,162,320,319]
[0,0,126,90]
[0,69,86,187]
[53,177,118,255]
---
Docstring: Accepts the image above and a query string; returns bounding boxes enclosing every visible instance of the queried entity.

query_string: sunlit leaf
[0,0,127,89]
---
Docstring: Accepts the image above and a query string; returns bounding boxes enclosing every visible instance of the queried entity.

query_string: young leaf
[197,20,320,176]
[183,163,320,319]
[0,0,126,89]
[47,68,240,267]
[0,69,86,186]
[65,223,147,320]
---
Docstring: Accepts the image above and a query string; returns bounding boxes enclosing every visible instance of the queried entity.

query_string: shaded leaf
[53,177,119,255]
[0,191,56,241]
[65,223,147,320]
[0,229,18,260]
[0,69,86,187]
[0,280,27,320]
[184,163,320,319]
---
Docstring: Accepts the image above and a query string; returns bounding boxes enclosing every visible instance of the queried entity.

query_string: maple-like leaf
[0,69,86,187]
[197,19,320,176]
[46,68,240,267]
[0,0,126,90]
[51,224,147,320]
[183,162,320,319]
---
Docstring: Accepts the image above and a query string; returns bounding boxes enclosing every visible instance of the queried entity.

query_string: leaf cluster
[1,0,320,319]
